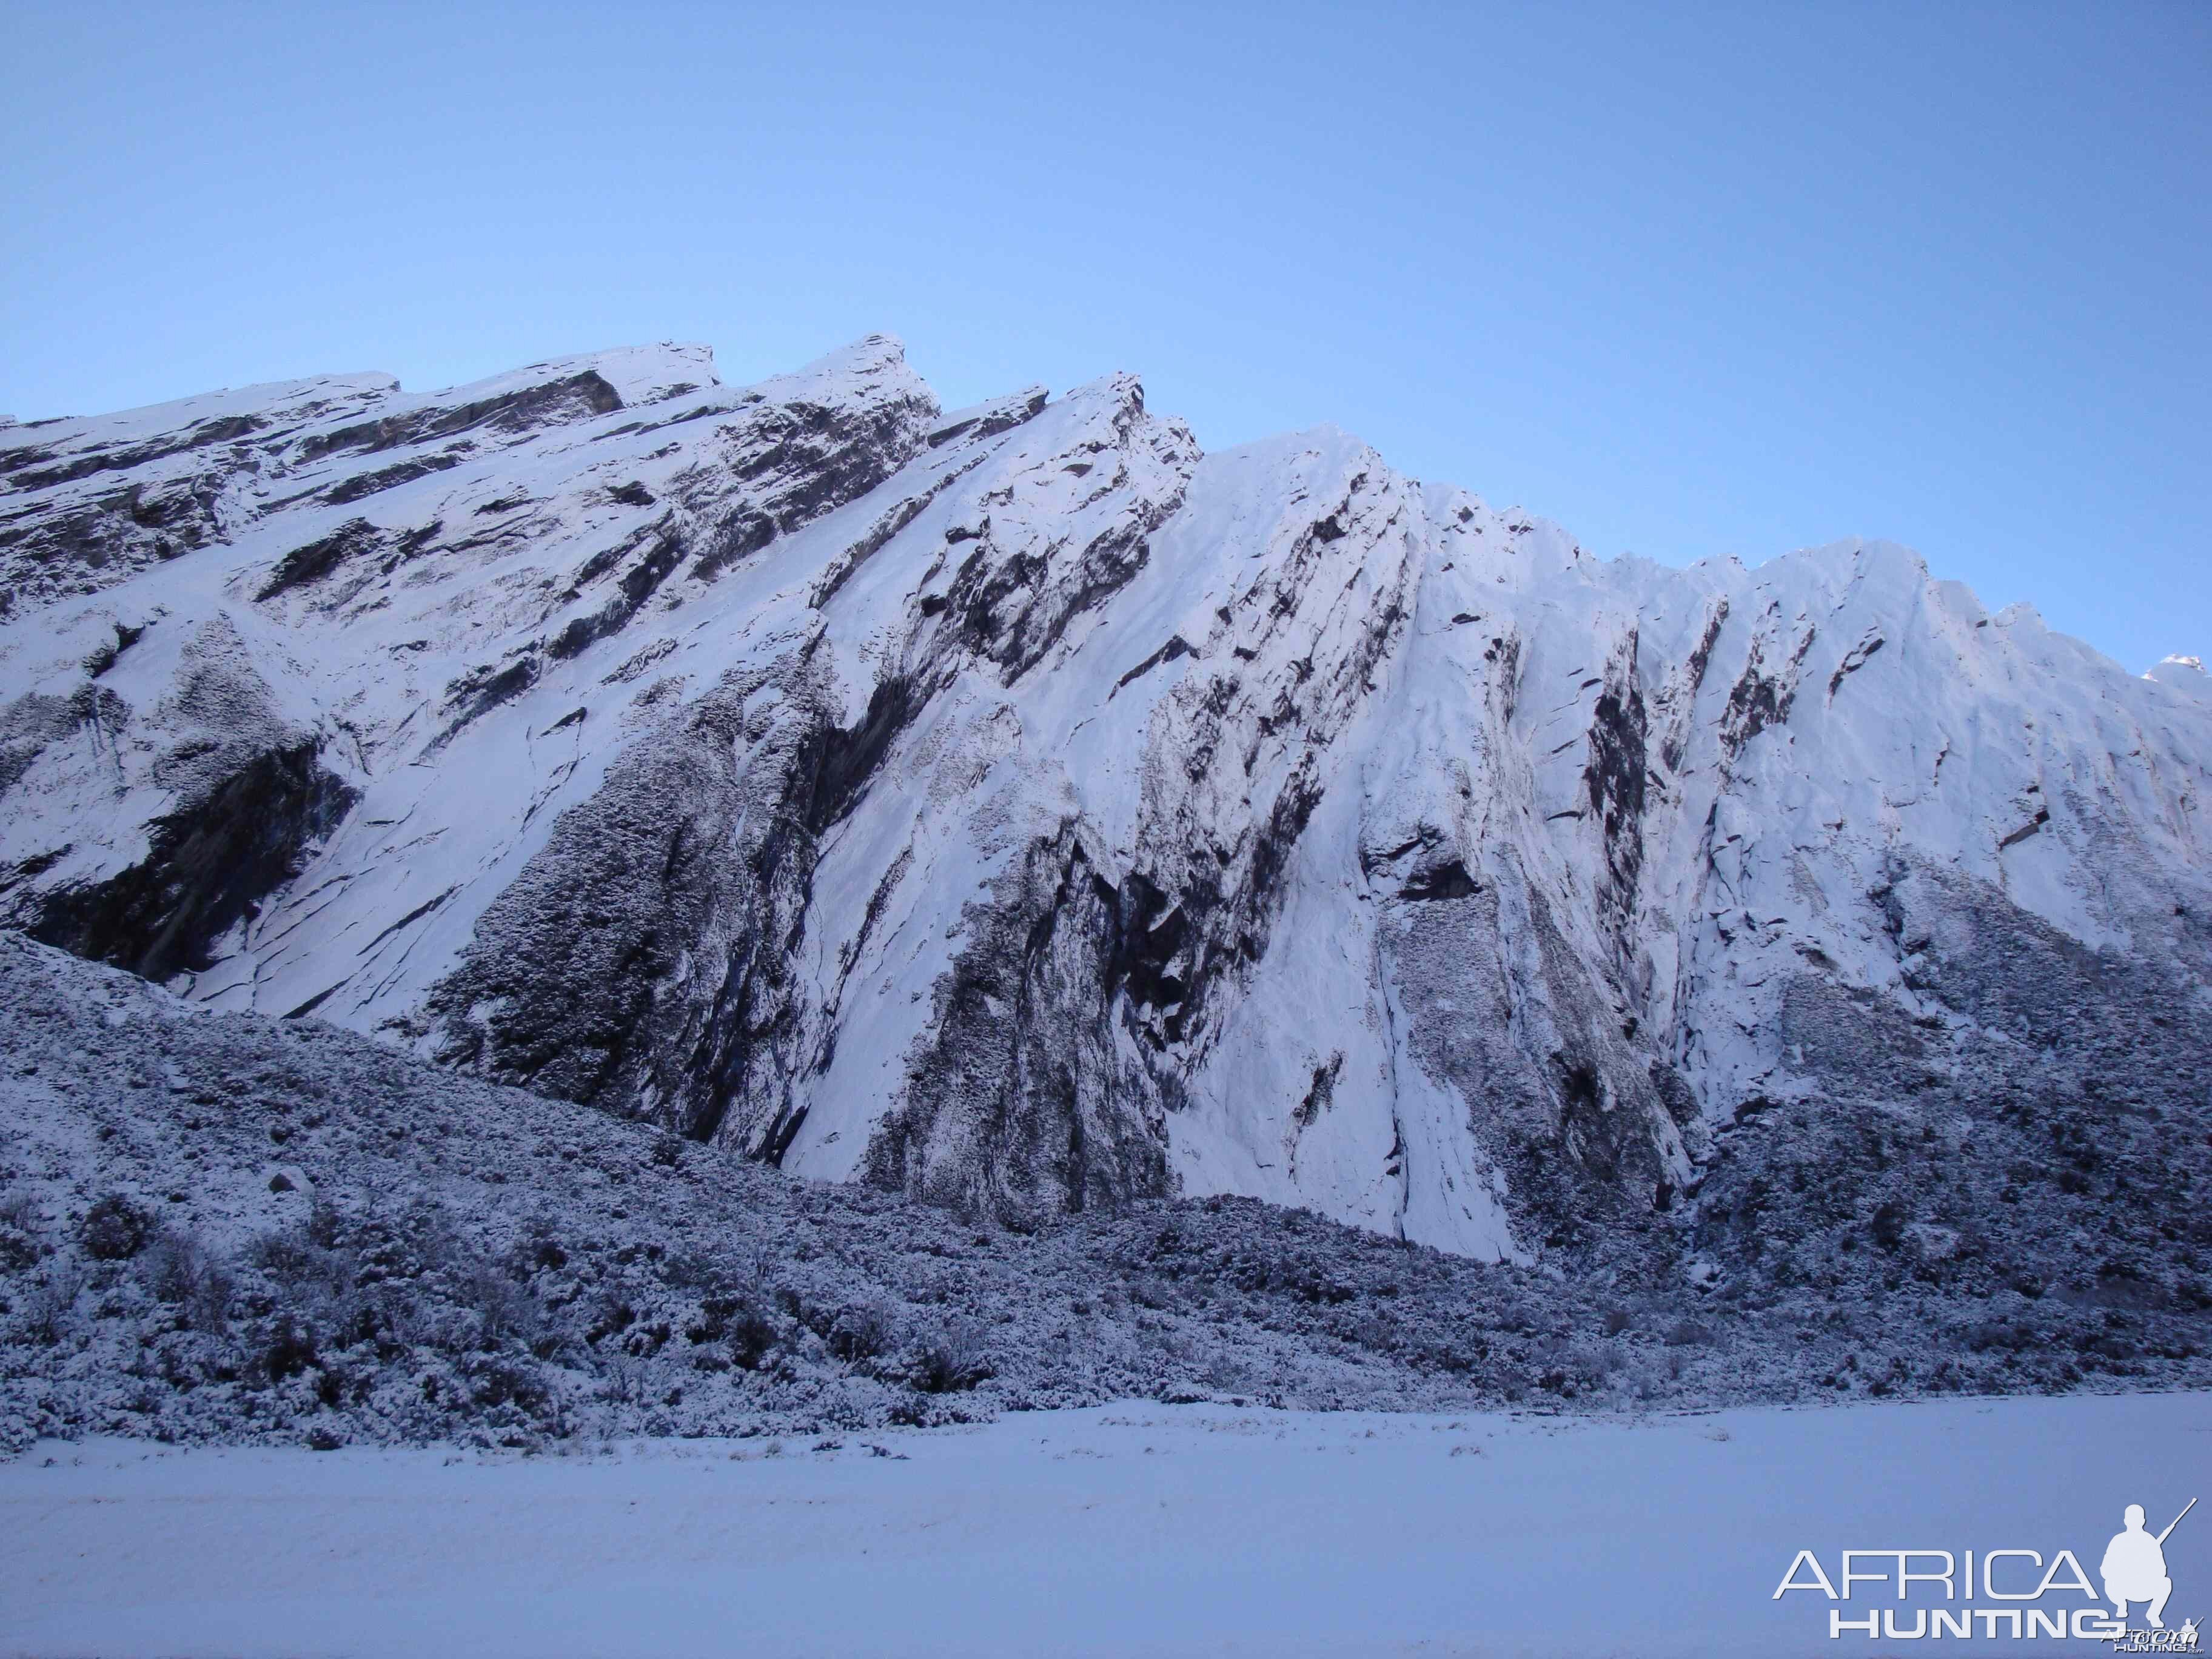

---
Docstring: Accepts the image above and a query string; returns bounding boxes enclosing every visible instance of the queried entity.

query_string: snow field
[5,1390,2205,1658]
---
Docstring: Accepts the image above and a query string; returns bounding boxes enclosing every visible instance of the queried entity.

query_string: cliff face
[4,337,2208,1267]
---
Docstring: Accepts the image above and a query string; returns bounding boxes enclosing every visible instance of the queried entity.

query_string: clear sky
[4,1,2205,672]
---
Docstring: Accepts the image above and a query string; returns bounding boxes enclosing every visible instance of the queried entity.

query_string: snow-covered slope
[4,338,2208,1262]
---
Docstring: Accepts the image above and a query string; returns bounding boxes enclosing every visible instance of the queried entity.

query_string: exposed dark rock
[1113,634,1196,693]
[300,370,624,462]
[548,531,686,660]
[323,450,464,505]
[29,740,355,980]
[926,387,1048,449]
[423,655,543,754]
[1400,859,1478,900]
[803,675,916,833]
[255,518,387,603]
[1718,625,1813,756]
[0,689,88,796]
[1584,648,1651,970]
[861,831,1176,1224]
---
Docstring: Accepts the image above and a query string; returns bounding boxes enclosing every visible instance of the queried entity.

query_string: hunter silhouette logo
[1774,1496,2199,1644]
[2105,1500,2192,1629]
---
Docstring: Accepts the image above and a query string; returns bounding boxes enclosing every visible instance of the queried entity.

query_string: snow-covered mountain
[4,337,2208,1262]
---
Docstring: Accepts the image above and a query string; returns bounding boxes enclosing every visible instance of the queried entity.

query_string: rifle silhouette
[2157,1498,2197,1547]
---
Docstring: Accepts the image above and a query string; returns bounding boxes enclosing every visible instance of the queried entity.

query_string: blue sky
[4,1,2205,671]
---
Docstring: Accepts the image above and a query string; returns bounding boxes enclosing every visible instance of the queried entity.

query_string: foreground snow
[4,1392,2205,1658]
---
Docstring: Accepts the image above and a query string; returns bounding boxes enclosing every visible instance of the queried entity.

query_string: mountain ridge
[2,335,2207,1271]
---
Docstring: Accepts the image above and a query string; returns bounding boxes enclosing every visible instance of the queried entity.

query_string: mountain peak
[2147,653,2210,700]
[1,333,2206,1270]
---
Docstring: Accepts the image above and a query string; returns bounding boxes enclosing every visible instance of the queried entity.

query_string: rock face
[3,337,2208,1268]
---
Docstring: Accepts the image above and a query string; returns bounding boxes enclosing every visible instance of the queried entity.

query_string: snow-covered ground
[5,1392,2205,1658]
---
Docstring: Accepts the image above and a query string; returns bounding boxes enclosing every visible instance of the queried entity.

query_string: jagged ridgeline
[2,338,2209,1272]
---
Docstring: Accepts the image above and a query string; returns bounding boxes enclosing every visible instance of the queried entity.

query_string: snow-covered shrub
[454,1262,537,1352]
[246,1225,346,1299]
[1869,1201,1908,1252]
[21,1262,83,1345]
[910,1318,993,1393]
[3,931,2208,1453]
[0,1190,39,1233]
[509,1215,569,1274]
[0,1219,35,1275]
[141,1229,212,1305]
[583,1287,635,1349]
[826,1299,897,1364]
[727,1301,780,1370]
[79,1193,150,1261]
[684,1290,782,1370]
[252,1313,318,1384]
[598,1353,646,1405]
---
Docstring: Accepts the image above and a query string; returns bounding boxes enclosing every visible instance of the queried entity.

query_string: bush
[466,1355,548,1411]
[456,1264,536,1350]
[149,1233,234,1335]
[598,1353,645,1404]
[193,1262,235,1335]
[142,1230,210,1304]
[305,1199,344,1251]
[728,1299,779,1370]
[828,1300,897,1364]
[510,1215,568,1274]
[81,1193,151,1261]
[256,1313,318,1382]
[910,1318,993,1393]
[1870,1202,1908,1252]
[247,1227,346,1294]
[686,1291,782,1369]
[142,1230,236,1334]
[0,1224,35,1275]
[21,1262,84,1344]
[585,1291,635,1347]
